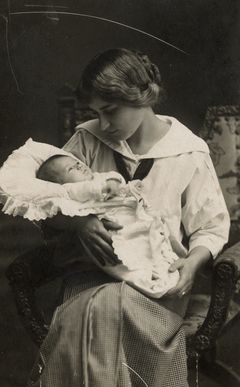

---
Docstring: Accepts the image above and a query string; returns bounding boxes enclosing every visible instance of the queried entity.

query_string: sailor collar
[76,115,209,161]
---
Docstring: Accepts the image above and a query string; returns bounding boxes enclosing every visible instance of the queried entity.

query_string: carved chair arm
[187,242,240,362]
[6,241,240,352]
[214,241,240,273]
[5,244,65,347]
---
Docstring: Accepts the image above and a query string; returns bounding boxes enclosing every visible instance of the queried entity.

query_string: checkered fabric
[28,271,189,387]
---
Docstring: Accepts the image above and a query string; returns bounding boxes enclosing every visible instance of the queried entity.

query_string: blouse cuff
[189,237,226,259]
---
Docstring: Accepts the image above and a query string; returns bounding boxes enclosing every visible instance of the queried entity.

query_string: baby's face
[53,156,93,183]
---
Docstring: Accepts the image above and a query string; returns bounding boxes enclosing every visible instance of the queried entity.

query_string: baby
[37,154,180,298]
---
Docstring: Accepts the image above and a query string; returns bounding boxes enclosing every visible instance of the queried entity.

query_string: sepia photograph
[0,1,240,386]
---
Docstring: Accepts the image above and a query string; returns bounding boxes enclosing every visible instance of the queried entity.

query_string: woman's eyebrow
[89,104,114,112]
[100,104,113,110]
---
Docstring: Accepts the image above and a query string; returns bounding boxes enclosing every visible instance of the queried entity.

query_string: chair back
[201,105,240,221]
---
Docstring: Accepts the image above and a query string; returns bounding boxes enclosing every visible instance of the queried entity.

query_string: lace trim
[0,190,136,221]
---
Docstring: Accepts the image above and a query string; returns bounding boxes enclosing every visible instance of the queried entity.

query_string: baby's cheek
[69,171,86,182]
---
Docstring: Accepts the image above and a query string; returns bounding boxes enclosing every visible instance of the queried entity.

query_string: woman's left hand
[166,258,198,297]
[166,246,212,298]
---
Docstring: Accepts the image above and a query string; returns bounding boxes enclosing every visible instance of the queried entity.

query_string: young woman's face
[89,96,146,141]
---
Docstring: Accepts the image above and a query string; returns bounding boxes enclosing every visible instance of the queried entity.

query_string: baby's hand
[103,179,121,199]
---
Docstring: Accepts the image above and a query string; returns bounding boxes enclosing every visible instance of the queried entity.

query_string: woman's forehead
[89,96,114,111]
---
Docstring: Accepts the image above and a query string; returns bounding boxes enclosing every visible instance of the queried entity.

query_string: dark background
[0,0,239,164]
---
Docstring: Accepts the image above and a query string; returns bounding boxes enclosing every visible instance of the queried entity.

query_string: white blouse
[63,115,230,258]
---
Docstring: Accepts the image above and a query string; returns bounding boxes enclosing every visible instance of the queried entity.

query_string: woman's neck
[127,108,171,155]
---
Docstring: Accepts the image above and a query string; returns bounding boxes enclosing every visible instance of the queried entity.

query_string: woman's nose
[99,115,110,131]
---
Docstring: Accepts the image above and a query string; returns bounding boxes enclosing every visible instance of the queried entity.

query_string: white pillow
[0,138,83,220]
[0,138,79,178]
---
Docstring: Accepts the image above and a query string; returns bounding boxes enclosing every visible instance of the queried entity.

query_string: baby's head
[37,155,93,184]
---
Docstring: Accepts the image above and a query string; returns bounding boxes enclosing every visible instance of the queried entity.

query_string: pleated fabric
[28,271,188,387]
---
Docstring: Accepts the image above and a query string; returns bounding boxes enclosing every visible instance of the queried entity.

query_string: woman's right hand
[76,214,123,266]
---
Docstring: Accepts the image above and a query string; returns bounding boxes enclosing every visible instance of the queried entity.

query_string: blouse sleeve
[63,128,99,167]
[181,152,230,258]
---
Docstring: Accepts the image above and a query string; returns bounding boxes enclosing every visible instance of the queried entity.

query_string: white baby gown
[64,176,180,298]
[0,139,180,298]
[104,200,180,298]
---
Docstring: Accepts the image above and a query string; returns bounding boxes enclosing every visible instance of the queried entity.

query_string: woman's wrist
[187,246,212,272]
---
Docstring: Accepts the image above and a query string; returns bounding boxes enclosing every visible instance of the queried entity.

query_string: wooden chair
[5,241,240,339]
[4,96,240,385]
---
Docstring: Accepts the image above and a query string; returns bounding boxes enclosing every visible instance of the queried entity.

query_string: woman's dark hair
[76,48,165,108]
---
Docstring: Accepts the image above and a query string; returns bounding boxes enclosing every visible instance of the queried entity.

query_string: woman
[29,48,230,387]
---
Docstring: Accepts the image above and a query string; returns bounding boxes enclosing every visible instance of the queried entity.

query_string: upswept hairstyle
[76,48,165,108]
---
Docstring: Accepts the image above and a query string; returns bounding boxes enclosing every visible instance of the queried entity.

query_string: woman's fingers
[81,235,118,265]
[88,218,122,263]
[168,258,185,272]
[168,275,189,297]
[93,244,121,266]
[76,214,111,247]
[101,218,123,231]
[76,215,121,265]
[81,240,106,266]
[167,259,193,297]
[80,228,120,265]
[83,240,119,266]
[92,239,120,265]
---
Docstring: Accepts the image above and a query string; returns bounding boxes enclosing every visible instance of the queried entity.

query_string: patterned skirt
[28,270,189,387]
